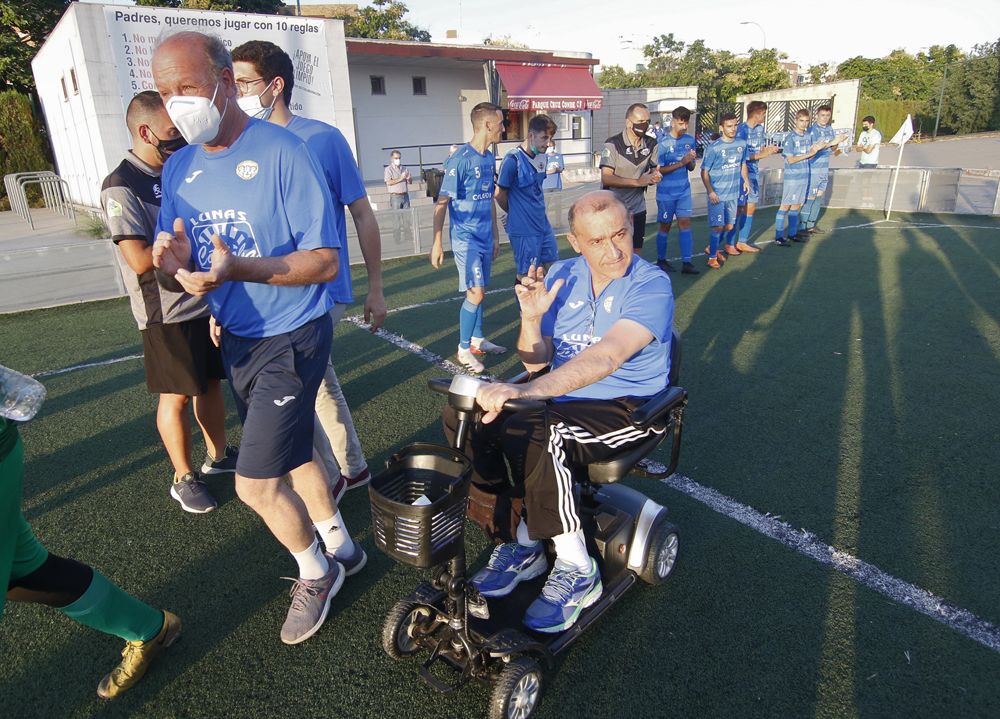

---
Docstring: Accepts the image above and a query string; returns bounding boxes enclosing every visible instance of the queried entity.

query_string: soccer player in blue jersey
[231,40,382,503]
[654,106,699,275]
[700,113,749,269]
[735,101,781,252]
[430,102,506,374]
[444,190,674,634]
[801,105,849,235]
[151,32,356,645]
[775,109,826,246]
[496,113,558,281]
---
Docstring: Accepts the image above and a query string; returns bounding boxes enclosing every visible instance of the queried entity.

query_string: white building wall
[33,3,129,208]
[348,61,489,181]
[593,86,699,144]
[736,79,861,132]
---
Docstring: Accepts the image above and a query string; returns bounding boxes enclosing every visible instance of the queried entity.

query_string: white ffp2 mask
[237,82,277,121]
[166,83,227,145]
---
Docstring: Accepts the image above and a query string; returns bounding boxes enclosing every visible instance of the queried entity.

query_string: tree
[138,0,284,12]
[337,0,430,42]
[0,0,68,94]
[836,50,936,100]
[932,39,1000,134]
[596,64,645,89]
[0,90,51,206]
[807,63,829,84]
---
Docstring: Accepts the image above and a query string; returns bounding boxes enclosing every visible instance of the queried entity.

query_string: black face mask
[149,131,187,162]
[631,122,650,136]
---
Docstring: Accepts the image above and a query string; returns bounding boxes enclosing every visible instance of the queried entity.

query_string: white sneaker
[471,338,507,355]
[456,346,485,374]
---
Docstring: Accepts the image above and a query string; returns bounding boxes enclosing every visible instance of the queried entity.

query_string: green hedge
[856,98,931,137]
[0,91,52,206]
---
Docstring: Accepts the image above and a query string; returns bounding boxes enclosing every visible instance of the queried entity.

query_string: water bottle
[0,365,46,422]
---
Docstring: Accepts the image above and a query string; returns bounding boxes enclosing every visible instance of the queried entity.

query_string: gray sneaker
[201,445,238,475]
[328,541,367,577]
[170,473,217,514]
[280,560,345,645]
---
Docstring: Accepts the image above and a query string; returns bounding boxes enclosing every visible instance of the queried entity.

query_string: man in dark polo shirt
[600,103,661,250]
[101,91,236,515]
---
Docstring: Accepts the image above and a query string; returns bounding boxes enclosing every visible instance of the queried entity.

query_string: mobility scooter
[368,332,688,719]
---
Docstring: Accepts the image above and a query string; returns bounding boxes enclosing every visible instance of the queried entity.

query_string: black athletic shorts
[222,313,332,480]
[631,211,647,249]
[141,316,225,396]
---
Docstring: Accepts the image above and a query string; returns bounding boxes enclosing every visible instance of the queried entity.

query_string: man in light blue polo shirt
[496,114,558,280]
[443,191,673,634]
[152,31,352,646]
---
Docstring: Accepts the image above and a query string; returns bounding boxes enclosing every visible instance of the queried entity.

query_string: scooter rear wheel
[640,520,680,585]
[489,656,543,719]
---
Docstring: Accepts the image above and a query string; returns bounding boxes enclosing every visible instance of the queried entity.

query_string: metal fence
[3,172,77,230]
[2,168,998,315]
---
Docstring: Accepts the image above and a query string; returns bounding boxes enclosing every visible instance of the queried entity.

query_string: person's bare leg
[192,379,227,461]
[157,393,192,477]
[234,475,315,552]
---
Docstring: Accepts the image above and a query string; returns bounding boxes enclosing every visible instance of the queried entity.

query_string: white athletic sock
[552,529,590,571]
[314,510,351,557]
[291,539,330,580]
[516,517,540,547]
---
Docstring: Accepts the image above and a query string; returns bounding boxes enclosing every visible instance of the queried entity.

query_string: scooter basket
[369,443,472,569]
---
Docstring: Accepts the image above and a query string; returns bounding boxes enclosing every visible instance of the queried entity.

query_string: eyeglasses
[236,77,267,94]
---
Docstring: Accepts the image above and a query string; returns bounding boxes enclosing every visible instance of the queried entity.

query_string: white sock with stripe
[552,529,590,571]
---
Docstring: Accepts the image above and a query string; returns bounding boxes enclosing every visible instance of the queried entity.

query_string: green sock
[60,570,164,643]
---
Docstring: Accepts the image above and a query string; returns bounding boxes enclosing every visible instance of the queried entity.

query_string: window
[412,76,426,96]
[60,77,68,101]
[370,75,385,95]
[501,109,526,142]
[70,68,79,95]
[571,115,583,140]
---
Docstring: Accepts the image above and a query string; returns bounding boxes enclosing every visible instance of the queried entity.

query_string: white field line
[663,474,1000,655]
[31,353,144,379]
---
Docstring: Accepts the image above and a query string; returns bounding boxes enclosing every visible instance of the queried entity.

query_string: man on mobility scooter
[443,190,674,634]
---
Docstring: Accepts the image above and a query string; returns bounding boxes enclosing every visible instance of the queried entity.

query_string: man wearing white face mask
[151,31,359,645]
[384,150,411,209]
[231,39,383,505]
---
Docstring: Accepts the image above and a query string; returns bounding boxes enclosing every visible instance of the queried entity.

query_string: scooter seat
[587,433,664,484]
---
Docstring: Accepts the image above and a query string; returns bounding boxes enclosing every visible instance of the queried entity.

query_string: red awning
[496,62,603,112]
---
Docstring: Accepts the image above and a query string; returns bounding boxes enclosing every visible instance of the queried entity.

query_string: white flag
[889,114,914,145]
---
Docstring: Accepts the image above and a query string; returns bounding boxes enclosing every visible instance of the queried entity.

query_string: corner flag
[884,114,914,219]
[888,114,914,145]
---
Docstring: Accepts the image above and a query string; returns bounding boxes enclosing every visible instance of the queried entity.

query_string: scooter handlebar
[427,377,546,412]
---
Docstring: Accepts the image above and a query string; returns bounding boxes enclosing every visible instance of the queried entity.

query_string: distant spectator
[855,116,881,169]
[600,103,660,250]
[542,141,564,192]
[384,150,412,209]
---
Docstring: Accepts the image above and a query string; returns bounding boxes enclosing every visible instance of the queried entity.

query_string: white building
[345,38,601,182]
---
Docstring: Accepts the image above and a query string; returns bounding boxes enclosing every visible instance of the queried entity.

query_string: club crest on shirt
[191,218,261,269]
[236,160,259,181]
[106,198,123,217]
[603,295,615,313]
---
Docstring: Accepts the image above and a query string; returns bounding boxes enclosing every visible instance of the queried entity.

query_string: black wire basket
[369,443,472,568]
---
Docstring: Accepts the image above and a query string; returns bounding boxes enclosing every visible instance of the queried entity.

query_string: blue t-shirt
[157,119,338,338]
[541,255,673,401]
[736,122,766,180]
[656,133,697,200]
[439,143,496,246]
[541,152,564,190]
[808,122,837,169]
[701,138,747,202]
[498,147,550,237]
[285,115,366,305]
[782,130,814,181]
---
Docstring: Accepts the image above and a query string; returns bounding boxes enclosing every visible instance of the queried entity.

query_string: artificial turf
[1,208,999,718]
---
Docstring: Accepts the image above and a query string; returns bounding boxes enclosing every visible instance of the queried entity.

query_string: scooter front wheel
[489,656,543,719]
[381,600,428,659]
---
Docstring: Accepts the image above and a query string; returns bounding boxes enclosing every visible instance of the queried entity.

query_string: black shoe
[681,262,700,275]
[791,233,809,243]
[774,238,792,247]
[656,259,676,273]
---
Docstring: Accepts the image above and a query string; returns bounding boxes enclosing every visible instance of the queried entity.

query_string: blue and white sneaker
[471,542,548,598]
[523,558,603,634]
